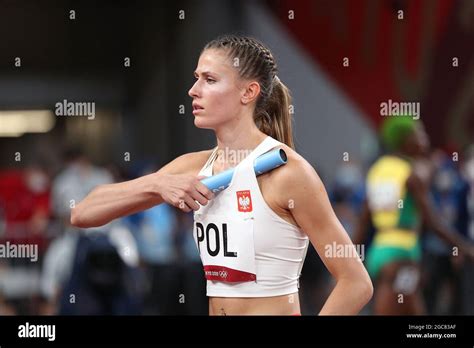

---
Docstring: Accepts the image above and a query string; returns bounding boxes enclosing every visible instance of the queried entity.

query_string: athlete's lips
[192,102,204,115]
[192,102,204,111]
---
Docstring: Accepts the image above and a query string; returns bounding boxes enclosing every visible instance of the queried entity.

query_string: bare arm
[71,172,163,228]
[274,152,373,315]
[71,151,215,228]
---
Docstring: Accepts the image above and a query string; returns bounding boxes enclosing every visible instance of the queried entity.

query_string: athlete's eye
[206,78,216,84]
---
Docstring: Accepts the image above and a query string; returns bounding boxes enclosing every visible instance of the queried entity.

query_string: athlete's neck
[213,122,267,167]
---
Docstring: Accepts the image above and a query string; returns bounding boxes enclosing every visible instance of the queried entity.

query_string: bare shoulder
[262,144,324,208]
[157,148,215,176]
[268,144,320,185]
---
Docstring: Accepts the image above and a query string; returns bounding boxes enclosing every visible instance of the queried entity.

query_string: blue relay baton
[201,148,287,193]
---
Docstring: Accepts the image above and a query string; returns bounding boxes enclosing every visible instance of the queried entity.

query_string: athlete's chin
[194,116,216,130]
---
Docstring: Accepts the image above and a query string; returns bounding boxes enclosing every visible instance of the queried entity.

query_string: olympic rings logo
[219,270,227,278]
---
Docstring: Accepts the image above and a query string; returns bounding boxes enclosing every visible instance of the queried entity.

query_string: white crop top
[193,136,309,297]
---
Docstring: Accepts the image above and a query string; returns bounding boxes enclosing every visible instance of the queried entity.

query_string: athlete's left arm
[275,153,373,315]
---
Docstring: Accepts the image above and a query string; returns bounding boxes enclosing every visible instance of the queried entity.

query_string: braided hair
[203,35,294,149]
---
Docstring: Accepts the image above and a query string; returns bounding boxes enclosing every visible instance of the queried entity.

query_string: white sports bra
[193,136,309,297]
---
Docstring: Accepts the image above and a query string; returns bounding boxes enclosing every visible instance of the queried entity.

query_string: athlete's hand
[156,173,214,212]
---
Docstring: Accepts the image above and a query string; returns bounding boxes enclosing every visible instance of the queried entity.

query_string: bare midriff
[208,292,301,315]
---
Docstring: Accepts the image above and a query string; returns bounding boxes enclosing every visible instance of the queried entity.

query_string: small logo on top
[237,190,253,212]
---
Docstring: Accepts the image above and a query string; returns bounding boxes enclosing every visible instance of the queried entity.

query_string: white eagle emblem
[239,195,250,209]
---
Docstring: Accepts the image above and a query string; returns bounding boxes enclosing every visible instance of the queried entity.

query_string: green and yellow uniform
[365,155,421,279]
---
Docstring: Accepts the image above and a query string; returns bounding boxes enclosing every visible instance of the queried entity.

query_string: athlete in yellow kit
[353,116,474,315]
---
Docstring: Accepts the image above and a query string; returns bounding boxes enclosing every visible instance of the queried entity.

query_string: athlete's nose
[188,81,200,98]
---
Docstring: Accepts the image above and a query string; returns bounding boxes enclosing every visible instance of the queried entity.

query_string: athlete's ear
[241,81,261,105]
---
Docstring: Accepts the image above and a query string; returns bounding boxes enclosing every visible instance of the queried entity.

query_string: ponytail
[254,76,294,149]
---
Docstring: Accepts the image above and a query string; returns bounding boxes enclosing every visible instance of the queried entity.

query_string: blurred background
[0,0,472,315]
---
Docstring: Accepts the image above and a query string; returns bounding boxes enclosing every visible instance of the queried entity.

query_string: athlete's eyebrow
[194,70,218,77]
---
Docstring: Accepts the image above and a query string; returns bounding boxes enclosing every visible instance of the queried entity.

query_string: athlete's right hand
[156,173,215,212]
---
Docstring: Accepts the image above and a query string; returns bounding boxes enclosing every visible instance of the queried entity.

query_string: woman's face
[188,49,245,129]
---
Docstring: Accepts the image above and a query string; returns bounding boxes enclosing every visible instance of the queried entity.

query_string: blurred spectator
[41,147,112,313]
[51,147,114,223]
[58,228,142,315]
[0,162,52,315]
[329,161,366,237]
[421,149,469,315]
[41,146,142,315]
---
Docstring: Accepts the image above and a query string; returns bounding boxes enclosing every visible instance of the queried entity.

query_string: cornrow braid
[204,35,277,100]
